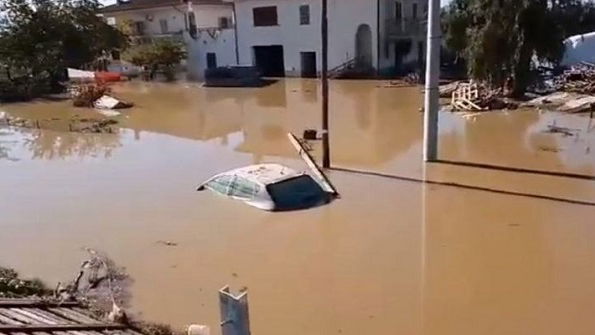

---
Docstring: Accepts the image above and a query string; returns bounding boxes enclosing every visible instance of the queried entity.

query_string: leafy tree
[443,0,595,96]
[123,39,186,81]
[0,0,128,95]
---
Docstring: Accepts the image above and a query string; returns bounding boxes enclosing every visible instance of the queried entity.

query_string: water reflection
[0,127,121,160]
[0,79,593,174]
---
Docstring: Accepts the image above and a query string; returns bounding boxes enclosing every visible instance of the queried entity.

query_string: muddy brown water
[1,79,595,335]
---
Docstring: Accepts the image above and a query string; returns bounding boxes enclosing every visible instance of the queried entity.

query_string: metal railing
[129,31,184,45]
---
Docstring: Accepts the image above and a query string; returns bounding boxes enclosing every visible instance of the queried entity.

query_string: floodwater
[1,79,595,335]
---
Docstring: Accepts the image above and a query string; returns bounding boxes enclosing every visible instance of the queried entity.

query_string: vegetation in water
[442,0,595,96]
[0,267,52,298]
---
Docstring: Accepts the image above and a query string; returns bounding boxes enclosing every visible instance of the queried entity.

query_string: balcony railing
[129,31,184,45]
[385,18,426,39]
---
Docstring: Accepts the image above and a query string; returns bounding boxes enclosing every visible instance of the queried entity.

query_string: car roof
[211,164,302,186]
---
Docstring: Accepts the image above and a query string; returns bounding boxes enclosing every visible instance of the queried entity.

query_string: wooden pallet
[0,299,141,335]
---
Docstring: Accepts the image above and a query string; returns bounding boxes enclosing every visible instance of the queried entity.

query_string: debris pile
[70,83,133,110]
[71,83,109,107]
[449,82,518,111]
[553,62,595,95]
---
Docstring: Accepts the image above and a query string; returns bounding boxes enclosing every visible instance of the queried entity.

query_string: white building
[226,0,427,77]
[100,0,237,79]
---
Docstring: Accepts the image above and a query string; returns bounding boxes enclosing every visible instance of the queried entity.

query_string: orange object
[94,71,122,83]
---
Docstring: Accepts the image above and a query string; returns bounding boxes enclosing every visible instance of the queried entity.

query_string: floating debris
[156,240,178,247]
[544,121,579,137]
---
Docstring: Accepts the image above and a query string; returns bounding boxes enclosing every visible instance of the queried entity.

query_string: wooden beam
[287,133,338,196]
[0,300,80,308]
[0,324,127,332]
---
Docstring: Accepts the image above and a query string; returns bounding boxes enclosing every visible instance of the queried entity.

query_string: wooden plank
[0,324,126,332]
[47,309,97,324]
[0,301,79,308]
[0,312,23,325]
[32,331,53,335]
[287,132,339,196]
[68,310,97,322]
[0,310,33,324]
[21,309,72,325]
[10,309,54,325]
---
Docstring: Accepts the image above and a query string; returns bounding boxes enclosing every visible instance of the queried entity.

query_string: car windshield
[266,175,329,211]
[207,175,261,199]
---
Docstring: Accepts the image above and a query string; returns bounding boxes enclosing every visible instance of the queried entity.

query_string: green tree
[443,0,595,96]
[123,39,186,81]
[0,0,128,96]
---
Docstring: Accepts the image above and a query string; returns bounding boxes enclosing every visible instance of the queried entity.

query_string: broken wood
[0,324,126,332]
[0,300,80,308]
[287,132,338,196]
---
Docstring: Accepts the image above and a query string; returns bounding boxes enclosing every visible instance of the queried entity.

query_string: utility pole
[321,0,330,168]
[423,0,441,162]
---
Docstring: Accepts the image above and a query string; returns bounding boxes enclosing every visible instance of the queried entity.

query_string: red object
[94,71,122,83]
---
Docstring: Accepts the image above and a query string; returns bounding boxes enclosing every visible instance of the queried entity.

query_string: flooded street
[1,79,595,335]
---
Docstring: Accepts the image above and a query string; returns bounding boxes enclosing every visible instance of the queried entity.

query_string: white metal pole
[423,0,441,162]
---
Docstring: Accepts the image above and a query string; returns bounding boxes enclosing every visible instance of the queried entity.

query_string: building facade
[100,0,237,79]
[228,0,426,77]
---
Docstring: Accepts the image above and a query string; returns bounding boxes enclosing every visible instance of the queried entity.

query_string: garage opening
[300,52,317,78]
[253,45,285,77]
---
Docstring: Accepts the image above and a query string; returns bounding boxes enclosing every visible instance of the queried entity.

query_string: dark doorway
[300,52,317,77]
[253,45,285,77]
[206,53,217,69]
[417,41,425,71]
[394,39,412,74]
[355,24,373,68]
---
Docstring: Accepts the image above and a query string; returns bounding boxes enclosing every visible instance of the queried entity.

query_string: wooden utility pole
[423,0,441,162]
[321,0,330,168]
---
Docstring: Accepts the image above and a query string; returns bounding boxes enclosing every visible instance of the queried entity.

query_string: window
[134,21,145,35]
[219,17,231,29]
[299,5,310,25]
[253,6,278,26]
[412,3,418,19]
[267,175,328,211]
[159,19,168,34]
[395,1,402,19]
[187,12,197,38]
[207,53,217,69]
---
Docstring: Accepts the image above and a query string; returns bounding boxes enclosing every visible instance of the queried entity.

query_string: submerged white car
[197,164,332,211]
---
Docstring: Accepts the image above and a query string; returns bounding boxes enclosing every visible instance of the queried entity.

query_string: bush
[0,267,51,298]
[123,40,186,81]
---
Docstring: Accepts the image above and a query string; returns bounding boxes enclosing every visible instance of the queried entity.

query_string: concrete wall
[378,0,427,75]
[185,4,236,80]
[234,0,378,77]
[186,28,237,80]
[192,4,234,29]
[105,6,188,35]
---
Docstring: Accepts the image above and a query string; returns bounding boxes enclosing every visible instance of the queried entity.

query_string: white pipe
[423,0,441,162]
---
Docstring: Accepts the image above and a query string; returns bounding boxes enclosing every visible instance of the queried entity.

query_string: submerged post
[423,0,441,162]
[321,0,331,168]
[219,286,250,335]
